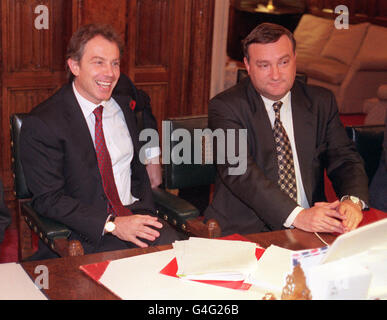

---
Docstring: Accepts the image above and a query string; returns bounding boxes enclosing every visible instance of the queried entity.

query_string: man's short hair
[65,24,124,79]
[242,23,296,61]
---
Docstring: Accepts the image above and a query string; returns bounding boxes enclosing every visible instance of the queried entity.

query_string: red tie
[93,105,131,216]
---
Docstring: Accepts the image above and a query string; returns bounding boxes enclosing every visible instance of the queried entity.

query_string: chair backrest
[10,113,32,199]
[345,124,385,183]
[162,115,216,189]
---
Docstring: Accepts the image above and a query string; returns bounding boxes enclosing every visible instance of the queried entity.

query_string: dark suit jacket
[20,82,155,255]
[114,74,158,132]
[114,74,159,155]
[369,112,387,212]
[204,77,369,236]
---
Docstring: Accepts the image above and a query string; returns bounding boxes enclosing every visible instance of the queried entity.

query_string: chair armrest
[152,187,200,227]
[21,202,83,256]
[152,187,221,238]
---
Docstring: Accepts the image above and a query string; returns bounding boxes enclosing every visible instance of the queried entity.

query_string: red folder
[159,234,265,291]
[80,259,111,284]
[80,210,386,291]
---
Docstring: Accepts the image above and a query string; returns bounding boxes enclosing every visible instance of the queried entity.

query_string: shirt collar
[72,82,110,119]
[261,90,291,114]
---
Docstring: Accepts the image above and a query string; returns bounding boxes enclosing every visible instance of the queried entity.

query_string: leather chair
[10,114,84,261]
[345,124,385,183]
[152,115,221,238]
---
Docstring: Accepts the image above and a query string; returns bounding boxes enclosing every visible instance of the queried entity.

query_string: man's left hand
[337,200,363,232]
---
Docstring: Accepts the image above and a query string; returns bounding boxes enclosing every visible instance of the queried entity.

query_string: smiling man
[20,24,182,260]
[204,23,369,236]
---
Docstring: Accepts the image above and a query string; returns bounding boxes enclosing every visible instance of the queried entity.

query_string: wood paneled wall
[0,0,214,200]
[1,0,73,200]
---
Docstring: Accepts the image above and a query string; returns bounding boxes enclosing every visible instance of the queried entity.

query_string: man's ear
[67,58,80,77]
[243,57,250,74]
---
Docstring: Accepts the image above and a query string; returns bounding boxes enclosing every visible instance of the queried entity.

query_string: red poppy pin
[130,100,136,111]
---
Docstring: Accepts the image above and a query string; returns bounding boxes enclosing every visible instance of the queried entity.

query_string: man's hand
[337,200,363,232]
[112,215,163,247]
[293,200,345,233]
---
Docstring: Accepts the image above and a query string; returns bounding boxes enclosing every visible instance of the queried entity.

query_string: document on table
[248,220,387,300]
[248,245,295,296]
[0,263,47,300]
[173,237,259,280]
[81,249,267,300]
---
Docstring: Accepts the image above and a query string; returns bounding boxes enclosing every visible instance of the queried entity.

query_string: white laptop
[322,217,387,264]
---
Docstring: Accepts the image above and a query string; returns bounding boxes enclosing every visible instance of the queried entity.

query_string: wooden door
[0,0,214,200]
[79,0,215,129]
[1,0,73,200]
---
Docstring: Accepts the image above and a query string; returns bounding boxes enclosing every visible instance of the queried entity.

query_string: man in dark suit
[20,24,181,259]
[204,23,369,236]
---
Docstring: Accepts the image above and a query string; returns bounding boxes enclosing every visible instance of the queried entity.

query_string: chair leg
[53,239,84,257]
[185,218,221,238]
[206,219,222,238]
[17,202,35,261]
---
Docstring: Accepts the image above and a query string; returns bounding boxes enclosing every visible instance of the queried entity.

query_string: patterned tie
[272,101,297,201]
[93,105,131,216]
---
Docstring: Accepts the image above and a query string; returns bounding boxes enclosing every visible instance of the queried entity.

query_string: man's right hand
[111,215,162,248]
[292,200,345,234]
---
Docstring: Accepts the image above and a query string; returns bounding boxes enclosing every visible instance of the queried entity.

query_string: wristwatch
[340,195,363,209]
[104,215,116,233]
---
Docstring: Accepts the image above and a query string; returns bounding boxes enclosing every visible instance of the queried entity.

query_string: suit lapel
[291,81,316,205]
[61,84,101,181]
[246,80,278,181]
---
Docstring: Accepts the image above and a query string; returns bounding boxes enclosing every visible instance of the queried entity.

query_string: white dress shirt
[73,82,138,206]
[260,92,310,227]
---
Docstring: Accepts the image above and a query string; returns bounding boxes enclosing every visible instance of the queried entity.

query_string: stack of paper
[81,249,267,300]
[172,237,259,282]
[248,245,295,296]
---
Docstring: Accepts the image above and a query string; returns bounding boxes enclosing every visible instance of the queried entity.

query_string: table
[21,229,336,300]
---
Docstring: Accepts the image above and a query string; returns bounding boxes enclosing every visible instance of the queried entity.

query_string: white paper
[182,272,245,281]
[0,263,47,300]
[248,245,294,296]
[322,218,387,264]
[98,249,266,300]
[173,238,258,279]
[306,260,372,300]
[334,247,387,299]
[291,247,328,272]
